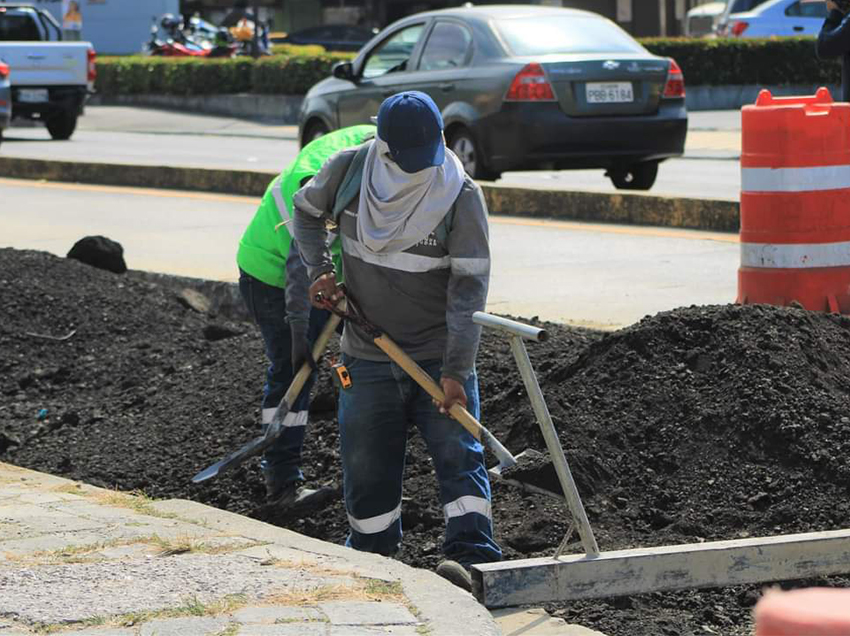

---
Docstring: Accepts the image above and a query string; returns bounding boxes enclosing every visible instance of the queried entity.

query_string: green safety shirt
[236,124,377,289]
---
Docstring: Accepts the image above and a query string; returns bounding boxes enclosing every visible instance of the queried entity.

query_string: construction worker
[236,124,375,508]
[293,92,502,590]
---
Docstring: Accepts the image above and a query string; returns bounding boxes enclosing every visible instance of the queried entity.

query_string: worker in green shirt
[236,124,376,508]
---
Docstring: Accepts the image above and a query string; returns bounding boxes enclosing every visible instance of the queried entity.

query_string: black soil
[4,247,850,636]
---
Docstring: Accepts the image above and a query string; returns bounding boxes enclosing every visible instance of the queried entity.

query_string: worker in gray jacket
[293,91,501,590]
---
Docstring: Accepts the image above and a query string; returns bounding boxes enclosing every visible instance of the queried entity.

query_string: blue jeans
[238,269,330,487]
[338,355,502,567]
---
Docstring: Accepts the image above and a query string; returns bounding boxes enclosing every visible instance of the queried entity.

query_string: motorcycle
[145,14,236,58]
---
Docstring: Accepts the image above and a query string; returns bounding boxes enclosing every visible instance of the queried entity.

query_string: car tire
[447,127,499,181]
[608,161,659,191]
[46,111,78,141]
[302,120,329,147]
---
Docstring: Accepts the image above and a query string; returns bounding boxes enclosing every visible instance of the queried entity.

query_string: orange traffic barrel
[754,588,850,635]
[739,88,850,313]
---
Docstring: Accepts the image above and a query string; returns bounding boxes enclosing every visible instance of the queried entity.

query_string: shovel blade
[191,409,303,483]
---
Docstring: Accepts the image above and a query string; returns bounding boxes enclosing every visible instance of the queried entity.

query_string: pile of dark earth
[3,246,850,636]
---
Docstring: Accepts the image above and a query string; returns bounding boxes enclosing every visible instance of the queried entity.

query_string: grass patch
[35,594,252,633]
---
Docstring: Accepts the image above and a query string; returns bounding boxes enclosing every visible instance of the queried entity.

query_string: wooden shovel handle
[372,335,483,440]
[281,301,345,408]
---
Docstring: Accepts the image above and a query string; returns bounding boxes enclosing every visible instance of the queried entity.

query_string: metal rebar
[508,335,599,557]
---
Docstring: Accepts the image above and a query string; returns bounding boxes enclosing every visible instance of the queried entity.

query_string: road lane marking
[0,177,739,244]
[0,177,260,204]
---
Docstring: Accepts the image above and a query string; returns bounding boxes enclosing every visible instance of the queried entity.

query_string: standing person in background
[62,0,82,41]
[237,125,376,509]
[817,1,850,101]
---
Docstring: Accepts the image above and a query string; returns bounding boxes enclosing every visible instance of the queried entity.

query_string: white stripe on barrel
[741,241,850,269]
[741,165,850,193]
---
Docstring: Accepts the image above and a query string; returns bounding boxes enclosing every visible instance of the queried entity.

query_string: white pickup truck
[0,4,95,140]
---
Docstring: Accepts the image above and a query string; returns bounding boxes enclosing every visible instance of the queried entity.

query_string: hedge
[641,37,840,87]
[95,37,841,97]
[95,51,354,97]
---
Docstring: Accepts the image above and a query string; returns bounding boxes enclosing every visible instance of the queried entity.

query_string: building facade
[1,0,179,54]
[181,0,714,37]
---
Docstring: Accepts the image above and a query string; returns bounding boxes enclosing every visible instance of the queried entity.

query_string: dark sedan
[277,25,377,52]
[298,5,687,190]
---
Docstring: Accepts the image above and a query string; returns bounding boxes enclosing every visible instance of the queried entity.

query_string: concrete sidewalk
[0,463,605,636]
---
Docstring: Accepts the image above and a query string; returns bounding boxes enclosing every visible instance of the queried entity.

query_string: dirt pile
[3,247,850,636]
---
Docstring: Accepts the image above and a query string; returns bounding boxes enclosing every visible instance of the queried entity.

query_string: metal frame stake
[508,334,599,557]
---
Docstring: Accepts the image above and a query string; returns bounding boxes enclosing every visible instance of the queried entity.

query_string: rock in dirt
[66,236,127,274]
[178,289,212,314]
[202,323,243,342]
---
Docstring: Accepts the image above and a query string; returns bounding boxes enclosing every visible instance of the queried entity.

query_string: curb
[0,156,741,233]
[88,85,840,118]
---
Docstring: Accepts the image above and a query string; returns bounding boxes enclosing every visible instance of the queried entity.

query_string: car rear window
[495,15,645,56]
[0,12,43,41]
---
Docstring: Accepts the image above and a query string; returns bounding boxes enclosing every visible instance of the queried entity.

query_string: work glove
[290,320,317,372]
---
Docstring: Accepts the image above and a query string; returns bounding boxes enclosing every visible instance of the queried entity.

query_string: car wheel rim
[453,137,476,175]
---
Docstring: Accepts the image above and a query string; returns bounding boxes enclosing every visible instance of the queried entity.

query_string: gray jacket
[292,143,491,383]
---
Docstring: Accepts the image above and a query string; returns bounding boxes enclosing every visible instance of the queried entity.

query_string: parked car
[276,25,377,52]
[726,0,827,37]
[298,5,687,190]
[684,1,727,37]
[0,57,10,147]
[0,4,95,140]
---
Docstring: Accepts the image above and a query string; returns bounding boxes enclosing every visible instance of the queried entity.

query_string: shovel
[318,290,563,500]
[191,308,343,483]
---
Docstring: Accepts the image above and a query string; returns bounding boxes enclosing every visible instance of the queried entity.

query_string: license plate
[586,82,633,104]
[18,89,49,103]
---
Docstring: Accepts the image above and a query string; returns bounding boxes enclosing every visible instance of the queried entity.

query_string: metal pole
[473,311,548,342]
[508,335,599,557]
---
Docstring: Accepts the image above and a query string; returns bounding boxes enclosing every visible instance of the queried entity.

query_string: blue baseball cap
[377,91,445,174]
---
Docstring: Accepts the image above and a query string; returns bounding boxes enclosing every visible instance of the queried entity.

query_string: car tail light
[87,47,97,83]
[663,58,685,99]
[0,61,8,79]
[505,63,556,101]
[731,21,749,37]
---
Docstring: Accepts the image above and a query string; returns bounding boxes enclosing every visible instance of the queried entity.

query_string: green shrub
[639,36,840,86]
[95,38,841,97]
[95,52,352,96]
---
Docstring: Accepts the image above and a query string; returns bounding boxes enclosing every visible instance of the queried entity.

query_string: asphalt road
[0,177,739,329]
[1,106,741,201]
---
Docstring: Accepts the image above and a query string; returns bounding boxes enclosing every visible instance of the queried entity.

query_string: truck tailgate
[0,42,90,86]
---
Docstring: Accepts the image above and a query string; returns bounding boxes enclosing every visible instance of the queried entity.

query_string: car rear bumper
[0,86,10,129]
[478,100,688,173]
[12,86,87,120]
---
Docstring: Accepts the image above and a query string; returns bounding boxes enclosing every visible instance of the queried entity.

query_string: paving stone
[1,553,340,624]
[139,616,229,636]
[328,627,421,635]
[238,624,327,636]
[491,608,608,636]
[67,629,138,635]
[18,492,84,504]
[319,602,418,626]
[233,605,325,624]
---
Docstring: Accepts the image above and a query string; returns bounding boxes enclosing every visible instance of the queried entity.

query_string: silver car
[298,5,687,190]
[0,57,10,147]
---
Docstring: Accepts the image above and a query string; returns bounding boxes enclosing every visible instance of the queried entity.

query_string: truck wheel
[608,161,659,191]
[46,111,78,141]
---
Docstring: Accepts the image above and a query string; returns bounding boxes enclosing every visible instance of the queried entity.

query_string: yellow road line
[0,177,739,243]
[488,216,739,243]
[0,177,260,204]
